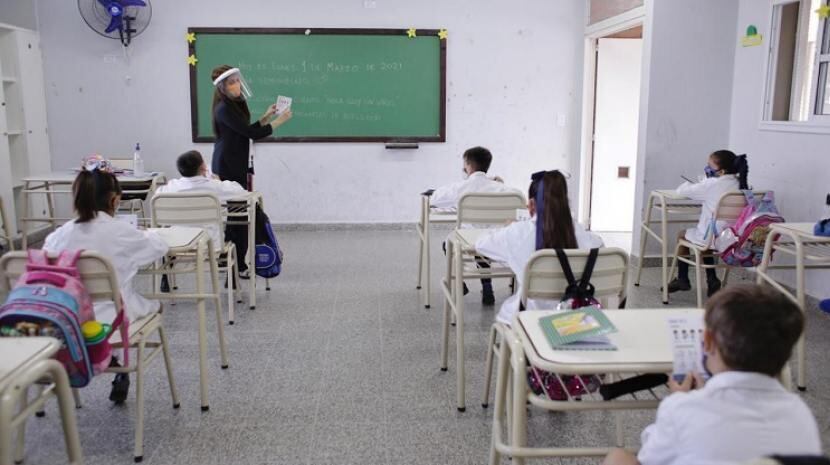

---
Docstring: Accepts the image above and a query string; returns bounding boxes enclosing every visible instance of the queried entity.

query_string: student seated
[43,168,169,404]
[668,150,749,297]
[430,146,521,304]
[475,170,603,326]
[603,284,821,465]
[155,150,252,277]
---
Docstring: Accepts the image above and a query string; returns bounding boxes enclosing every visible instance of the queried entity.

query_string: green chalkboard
[188,28,446,143]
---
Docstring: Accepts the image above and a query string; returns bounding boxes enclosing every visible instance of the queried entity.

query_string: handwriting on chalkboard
[238,61,405,75]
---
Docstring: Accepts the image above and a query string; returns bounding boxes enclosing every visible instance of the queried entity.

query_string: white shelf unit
[0,24,51,241]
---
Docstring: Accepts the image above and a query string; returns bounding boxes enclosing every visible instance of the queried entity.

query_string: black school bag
[554,248,601,310]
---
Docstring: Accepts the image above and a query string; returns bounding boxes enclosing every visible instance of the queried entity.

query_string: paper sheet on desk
[667,314,707,382]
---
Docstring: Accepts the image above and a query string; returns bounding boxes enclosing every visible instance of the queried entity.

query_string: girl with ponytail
[475,170,604,326]
[669,150,750,297]
[43,167,170,404]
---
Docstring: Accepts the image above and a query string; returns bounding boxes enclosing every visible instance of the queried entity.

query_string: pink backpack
[715,190,784,267]
[0,250,129,387]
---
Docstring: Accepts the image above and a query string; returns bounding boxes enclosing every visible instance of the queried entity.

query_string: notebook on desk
[538,307,618,351]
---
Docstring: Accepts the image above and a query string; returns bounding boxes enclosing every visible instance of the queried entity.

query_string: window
[763,0,830,125]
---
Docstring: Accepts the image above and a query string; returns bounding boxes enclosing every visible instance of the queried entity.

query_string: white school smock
[474,217,604,326]
[637,371,821,465]
[675,174,739,246]
[43,213,169,324]
[430,172,521,210]
[155,175,248,249]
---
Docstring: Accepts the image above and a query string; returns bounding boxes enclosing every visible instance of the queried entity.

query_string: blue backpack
[254,209,282,278]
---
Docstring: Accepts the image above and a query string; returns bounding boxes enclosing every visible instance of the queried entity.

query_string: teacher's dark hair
[177,150,204,177]
[72,168,122,223]
[211,64,252,136]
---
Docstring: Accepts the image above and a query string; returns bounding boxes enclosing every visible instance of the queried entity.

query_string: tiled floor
[11,229,830,464]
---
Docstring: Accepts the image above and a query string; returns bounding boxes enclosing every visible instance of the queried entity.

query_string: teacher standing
[210,65,292,188]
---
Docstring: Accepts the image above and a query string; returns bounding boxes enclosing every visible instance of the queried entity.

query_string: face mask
[703,165,718,178]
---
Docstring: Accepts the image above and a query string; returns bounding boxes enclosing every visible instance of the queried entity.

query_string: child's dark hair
[529,170,577,249]
[72,169,122,223]
[177,150,204,177]
[463,146,493,173]
[710,150,750,190]
[704,283,803,377]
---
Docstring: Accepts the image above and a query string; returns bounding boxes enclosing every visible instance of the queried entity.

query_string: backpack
[554,248,601,310]
[715,190,784,267]
[254,207,283,278]
[0,250,128,388]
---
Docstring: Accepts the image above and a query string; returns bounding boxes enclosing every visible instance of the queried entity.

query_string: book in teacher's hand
[538,306,618,351]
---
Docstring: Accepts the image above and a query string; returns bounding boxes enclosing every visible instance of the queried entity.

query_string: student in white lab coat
[43,168,169,403]
[475,170,603,326]
[429,146,522,304]
[155,150,249,272]
[603,284,820,465]
[667,150,749,297]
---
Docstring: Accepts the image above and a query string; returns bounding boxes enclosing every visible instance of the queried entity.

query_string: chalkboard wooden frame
[188,27,447,143]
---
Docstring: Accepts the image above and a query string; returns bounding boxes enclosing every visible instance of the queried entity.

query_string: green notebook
[538,307,618,351]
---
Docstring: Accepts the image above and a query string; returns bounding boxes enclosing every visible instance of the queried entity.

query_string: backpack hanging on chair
[715,190,784,267]
[555,248,601,310]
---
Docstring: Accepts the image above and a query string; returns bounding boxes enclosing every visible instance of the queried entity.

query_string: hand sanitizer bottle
[133,142,144,177]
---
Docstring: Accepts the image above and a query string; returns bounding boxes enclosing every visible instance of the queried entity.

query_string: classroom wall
[0,0,37,31]
[35,0,586,224]
[631,0,739,256]
[728,0,830,298]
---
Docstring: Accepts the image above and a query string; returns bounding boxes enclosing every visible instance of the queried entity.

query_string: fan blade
[97,0,111,9]
[104,15,122,34]
[119,0,147,6]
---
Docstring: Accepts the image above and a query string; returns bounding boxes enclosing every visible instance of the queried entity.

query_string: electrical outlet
[363,0,377,8]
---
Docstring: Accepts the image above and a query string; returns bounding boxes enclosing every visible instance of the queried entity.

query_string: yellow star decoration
[186,32,196,44]
[406,28,417,38]
[187,54,198,66]
[438,29,448,40]
[817,4,830,19]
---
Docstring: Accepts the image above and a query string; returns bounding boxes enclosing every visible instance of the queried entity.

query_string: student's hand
[271,109,293,128]
[668,372,705,393]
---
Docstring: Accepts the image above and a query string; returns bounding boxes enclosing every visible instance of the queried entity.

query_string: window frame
[760,0,830,133]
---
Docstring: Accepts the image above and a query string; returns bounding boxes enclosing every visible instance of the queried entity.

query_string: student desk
[755,222,830,391]
[416,194,458,309]
[20,171,165,248]
[634,190,702,304]
[0,337,82,465]
[441,228,515,411]
[141,226,228,411]
[489,309,701,463]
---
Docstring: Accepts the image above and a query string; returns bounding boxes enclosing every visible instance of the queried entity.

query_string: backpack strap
[56,250,82,268]
[27,249,49,267]
[554,249,578,288]
[577,248,600,295]
[742,189,756,206]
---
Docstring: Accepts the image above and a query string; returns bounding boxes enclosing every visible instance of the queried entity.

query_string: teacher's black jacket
[211,101,273,187]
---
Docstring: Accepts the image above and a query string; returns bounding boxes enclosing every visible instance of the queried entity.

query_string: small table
[225,191,266,309]
[755,222,830,391]
[141,226,228,410]
[20,171,165,248]
[416,194,458,309]
[489,309,702,463]
[440,228,514,411]
[634,190,702,304]
[0,337,82,465]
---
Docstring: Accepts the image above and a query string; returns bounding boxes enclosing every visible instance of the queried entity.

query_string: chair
[744,457,830,465]
[668,190,768,307]
[223,192,270,310]
[415,194,457,308]
[0,251,180,463]
[151,193,242,324]
[110,159,163,226]
[0,197,13,252]
[440,191,527,411]
[482,248,629,408]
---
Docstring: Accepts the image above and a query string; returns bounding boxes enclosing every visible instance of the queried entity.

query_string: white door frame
[577,6,646,227]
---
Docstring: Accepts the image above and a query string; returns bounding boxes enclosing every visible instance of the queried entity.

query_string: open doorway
[579,21,644,252]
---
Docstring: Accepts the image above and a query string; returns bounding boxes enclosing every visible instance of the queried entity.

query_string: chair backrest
[520,248,628,307]
[0,197,13,251]
[0,251,122,306]
[456,192,526,227]
[152,193,223,243]
[109,158,133,170]
[714,190,769,222]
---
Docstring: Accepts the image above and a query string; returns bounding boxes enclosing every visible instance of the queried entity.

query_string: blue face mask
[703,165,718,178]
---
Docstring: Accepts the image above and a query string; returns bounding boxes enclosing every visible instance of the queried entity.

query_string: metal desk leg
[207,239,229,369]
[195,238,210,411]
[455,237,466,411]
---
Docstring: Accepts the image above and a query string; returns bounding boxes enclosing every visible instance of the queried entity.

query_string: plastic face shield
[213,68,253,100]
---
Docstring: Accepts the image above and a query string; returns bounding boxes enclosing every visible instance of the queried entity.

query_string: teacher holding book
[210,65,292,189]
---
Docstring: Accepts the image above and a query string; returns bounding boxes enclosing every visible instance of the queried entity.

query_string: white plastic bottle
[133,142,144,177]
